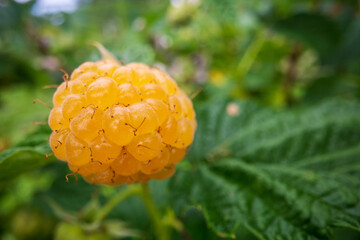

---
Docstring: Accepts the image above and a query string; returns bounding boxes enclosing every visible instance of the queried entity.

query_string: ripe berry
[69,107,103,143]
[127,102,159,135]
[112,66,134,84]
[117,83,142,106]
[53,82,71,107]
[49,129,69,161]
[61,94,85,121]
[65,133,91,166]
[70,72,99,94]
[140,84,169,103]
[126,132,164,162]
[102,106,134,146]
[85,77,118,110]
[140,147,169,174]
[111,150,140,176]
[49,51,196,186]
[159,116,178,145]
[89,136,121,164]
[168,147,186,164]
[152,164,176,180]
[144,99,169,125]
[48,107,68,131]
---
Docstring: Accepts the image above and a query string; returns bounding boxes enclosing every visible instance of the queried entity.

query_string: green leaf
[42,162,94,212]
[274,13,341,56]
[0,125,53,182]
[171,99,360,239]
[200,0,238,24]
[326,19,360,71]
[187,99,273,164]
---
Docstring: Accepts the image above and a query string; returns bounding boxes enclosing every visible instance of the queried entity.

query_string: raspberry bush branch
[140,183,170,240]
[94,185,142,223]
[93,183,178,240]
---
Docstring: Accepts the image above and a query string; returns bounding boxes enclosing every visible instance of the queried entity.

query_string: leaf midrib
[209,111,360,163]
[254,163,360,225]
[203,164,326,240]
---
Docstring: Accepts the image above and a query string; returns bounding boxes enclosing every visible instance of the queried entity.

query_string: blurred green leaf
[171,99,360,239]
[43,163,94,212]
[54,222,111,240]
[103,220,140,238]
[274,13,341,56]
[0,125,53,183]
[327,19,360,71]
[201,0,238,24]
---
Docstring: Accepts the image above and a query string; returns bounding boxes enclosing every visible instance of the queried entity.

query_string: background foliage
[0,0,360,239]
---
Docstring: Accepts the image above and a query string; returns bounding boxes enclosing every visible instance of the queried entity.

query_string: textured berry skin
[49,60,196,185]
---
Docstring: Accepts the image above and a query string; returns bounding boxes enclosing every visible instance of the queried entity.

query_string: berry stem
[93,184,175,240]
[237,29,267,80]
[94,185,141,223]
[140,183,169,240]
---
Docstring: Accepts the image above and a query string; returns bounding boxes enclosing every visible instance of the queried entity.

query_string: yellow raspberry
[49,129,70,161]
[69,161,110,176]
[70,72,100,94]
[111,150,140,176]
[61,94,85,122]
[65,133,92,166]
[168,147,186,164]
[52,82,71,107]
[140,83,169,103]
[48,46,196,186]
[126,132,164,162]
[144,99,170,125]
[117,83,142,106]
[159,116,178,145]
[151,164,176,180]
[69,107,103,143]
[48,107,69,131]
[89,136,122,165]
[102,106,134,146]
[140,147,170,175]
[112,66,135,84]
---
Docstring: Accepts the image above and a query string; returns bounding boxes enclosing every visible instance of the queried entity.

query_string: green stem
[94,185,141,223]
[140,183,169,240]
[93,183,174,240]
[237,29,267,80]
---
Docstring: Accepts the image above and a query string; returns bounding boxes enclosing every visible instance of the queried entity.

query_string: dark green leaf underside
[0,125,53,182]
[172,99,360,240]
